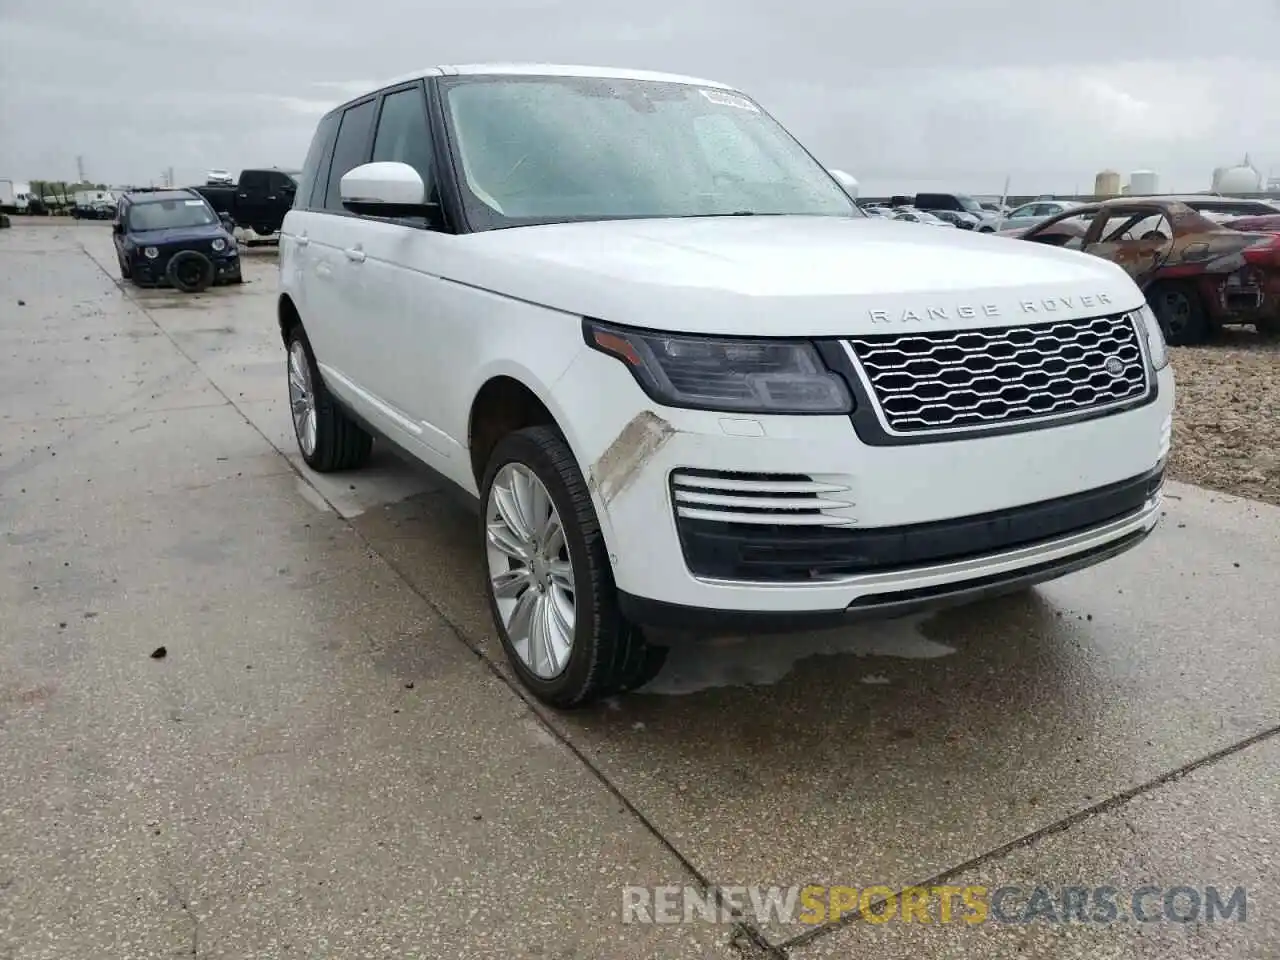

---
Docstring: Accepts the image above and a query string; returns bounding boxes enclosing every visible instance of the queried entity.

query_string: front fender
[462,349,625,553]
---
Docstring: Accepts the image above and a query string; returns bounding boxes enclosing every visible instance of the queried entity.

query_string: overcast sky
[3,0,1280,197]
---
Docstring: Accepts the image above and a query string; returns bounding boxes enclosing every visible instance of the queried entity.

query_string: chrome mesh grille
[845,313,1149,434]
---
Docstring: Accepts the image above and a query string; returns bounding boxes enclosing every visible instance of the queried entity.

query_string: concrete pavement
[1,220,1277,958]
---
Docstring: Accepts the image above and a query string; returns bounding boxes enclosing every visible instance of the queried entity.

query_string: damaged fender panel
[589,411,677,508]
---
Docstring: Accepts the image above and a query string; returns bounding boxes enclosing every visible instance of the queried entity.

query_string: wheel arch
[467,374,563,487]
[278,293,301,346]
[465,369,611,531]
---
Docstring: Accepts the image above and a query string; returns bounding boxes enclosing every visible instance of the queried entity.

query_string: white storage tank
[1217,162,1261,194]
[1128,170,1159,195]
[1094,170,1121,196]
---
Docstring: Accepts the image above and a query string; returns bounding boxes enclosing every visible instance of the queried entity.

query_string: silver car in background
[981,199,1082,233]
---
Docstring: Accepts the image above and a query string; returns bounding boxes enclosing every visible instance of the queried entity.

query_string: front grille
[675,468,1163,583]
[670,469,854,527]
[844,313,1149,434]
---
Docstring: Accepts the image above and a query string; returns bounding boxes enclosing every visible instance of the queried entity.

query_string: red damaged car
[1010,198,1280,345]
[1224,213,1280,234]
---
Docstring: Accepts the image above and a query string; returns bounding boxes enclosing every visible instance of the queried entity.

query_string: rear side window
[297,113,339,210]
[371,86,435,197]
[323,100,378,212]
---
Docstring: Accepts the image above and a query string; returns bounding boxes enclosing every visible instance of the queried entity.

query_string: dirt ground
[1167,328,1280,507]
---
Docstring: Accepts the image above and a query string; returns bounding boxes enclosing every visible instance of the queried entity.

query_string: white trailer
[0,179,32,212]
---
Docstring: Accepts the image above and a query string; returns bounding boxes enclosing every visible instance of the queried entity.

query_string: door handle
[344,246,366,263]
[296,233,309,247]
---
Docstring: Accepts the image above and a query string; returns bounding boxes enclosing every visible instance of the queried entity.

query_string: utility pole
[76,155,86,184]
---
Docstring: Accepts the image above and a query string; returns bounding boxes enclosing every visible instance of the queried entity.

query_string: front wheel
[480,426,666,708]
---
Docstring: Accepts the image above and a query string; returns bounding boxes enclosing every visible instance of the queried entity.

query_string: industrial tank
[1216,161,1261,194]
[1128,170,1159,195]
[1094,170,1121,196]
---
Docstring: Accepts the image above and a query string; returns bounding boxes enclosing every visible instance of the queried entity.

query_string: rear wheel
[480,426,665,708]
[1147,282,1209,346]
[285,326,373,472]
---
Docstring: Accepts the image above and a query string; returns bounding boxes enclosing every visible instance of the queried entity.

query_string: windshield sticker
[700,89,758,111]
[184,200,204,206]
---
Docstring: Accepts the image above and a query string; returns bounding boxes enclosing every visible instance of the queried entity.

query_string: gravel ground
[1167,328,1280,506]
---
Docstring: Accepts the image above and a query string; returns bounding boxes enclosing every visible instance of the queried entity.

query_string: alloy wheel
[288,340,317,457]
[485,462,576,679]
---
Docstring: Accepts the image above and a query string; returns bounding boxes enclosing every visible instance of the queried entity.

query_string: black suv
[113,189,242,291]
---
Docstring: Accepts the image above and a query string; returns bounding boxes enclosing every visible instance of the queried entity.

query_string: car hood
[132,224,227,246]
[445,216,1143,336]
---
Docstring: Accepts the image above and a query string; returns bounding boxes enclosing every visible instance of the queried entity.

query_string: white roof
[373,62,733,94]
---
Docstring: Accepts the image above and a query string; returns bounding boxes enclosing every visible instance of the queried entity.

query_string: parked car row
[860,203,983,229]
[860,193,1008,230]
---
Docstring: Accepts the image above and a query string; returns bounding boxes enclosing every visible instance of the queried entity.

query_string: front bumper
[131,248,240,286]
[552,349,1173,627]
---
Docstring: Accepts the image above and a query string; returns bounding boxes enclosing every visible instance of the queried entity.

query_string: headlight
[211,238,226,252]
[143,246,159,259]
[584,320,853,414]
[1134,305,1169,371]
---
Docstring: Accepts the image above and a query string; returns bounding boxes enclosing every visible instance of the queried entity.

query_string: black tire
[480,426,665,708]
[118,256,131,280]
[1147,282,1209,346]
[165,250,215,293]
[285,324,373,472]
[253,225,276,237]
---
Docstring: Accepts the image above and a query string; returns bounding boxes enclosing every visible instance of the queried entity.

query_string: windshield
[955,195,984,214]
[128,198,216,231]
[440,75,858,228]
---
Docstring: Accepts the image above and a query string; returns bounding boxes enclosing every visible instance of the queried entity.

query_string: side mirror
[219,213,234,229]
[341,162,438,220]
[829,168,859,199]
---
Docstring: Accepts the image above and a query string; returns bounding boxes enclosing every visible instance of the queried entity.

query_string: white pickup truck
[278,64,1173,707]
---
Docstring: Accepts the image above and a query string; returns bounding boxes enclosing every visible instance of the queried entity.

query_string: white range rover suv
[278,64,1173,707]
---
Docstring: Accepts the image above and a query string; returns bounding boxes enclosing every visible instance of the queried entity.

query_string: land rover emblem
[1104,356,1125,376]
